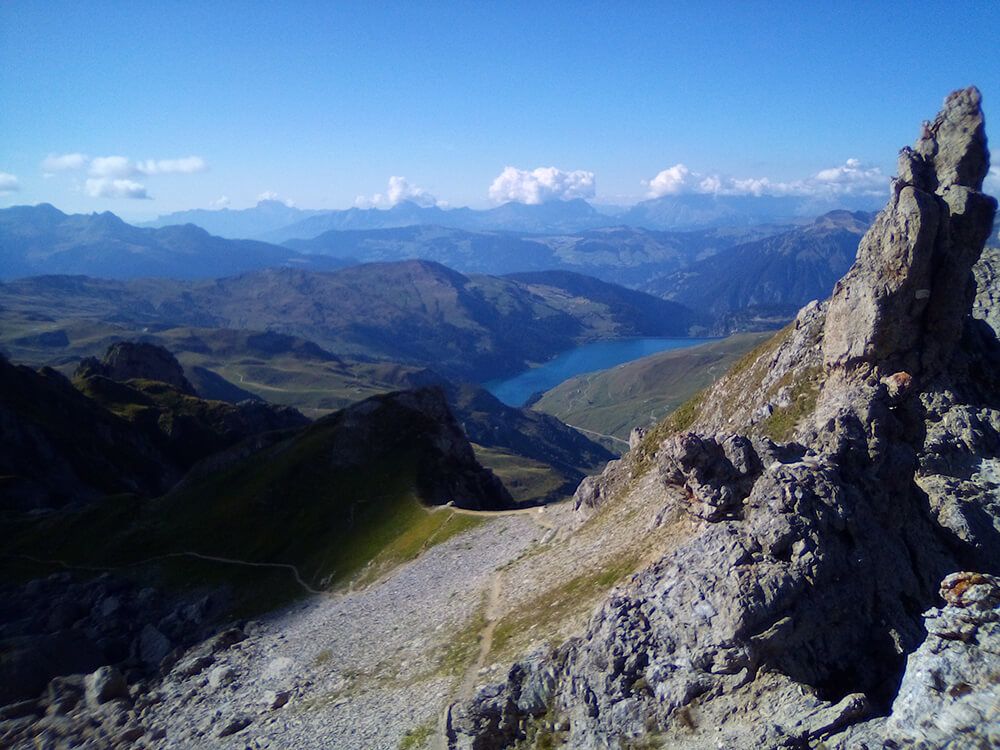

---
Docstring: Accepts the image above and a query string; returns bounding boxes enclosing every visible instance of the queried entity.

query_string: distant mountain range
[644,210,875,327]
[1,203,879,332]
[0,204,349,280]
[283,222,786,286]
[142,192,884,241]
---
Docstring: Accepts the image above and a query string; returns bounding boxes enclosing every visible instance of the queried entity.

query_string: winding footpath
[10,551,322,595]
[564,422,630,447]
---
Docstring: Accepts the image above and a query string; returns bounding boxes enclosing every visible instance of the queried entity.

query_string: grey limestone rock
[823,86,996,379]
[138,624,172,668]
[973,246,1000,336]
[85,666,128,708]
[450,87,1000,750]
[207,665,237,690]
[887,572,1000,748]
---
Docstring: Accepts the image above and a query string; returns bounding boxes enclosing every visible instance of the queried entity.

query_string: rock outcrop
[974,246,1000,336]
[311,386,514,510]
[450,88,998,749]
[75,341,309,474]
[76,341,197,395]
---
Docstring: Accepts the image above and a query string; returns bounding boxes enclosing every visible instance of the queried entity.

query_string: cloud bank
[42,153,88,173]
[89,156,135,178]
[136,157,207,175]
[85,178,150,200]
[354,176,443,209]
[0,172,20,194]
[644,159,888,200]
[646,164,691,196]
[488,166,595,204]
[40,153,206,199]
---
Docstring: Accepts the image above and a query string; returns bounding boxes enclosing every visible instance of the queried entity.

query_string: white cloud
[985,164,1000,191]
[386,176,439,207]
[58,154,209,180]
[0,172,20,194]
[89,156,136,178]
[41,153,88,173]
[643,158,888,200]
[136,156,207,175]
[645,164,692,197]
[355,176,443,209]
[812,158,885,193]
[488,166,595,205]
[257,191,295,207]
[210,195,231,209]
[85,178,150,199]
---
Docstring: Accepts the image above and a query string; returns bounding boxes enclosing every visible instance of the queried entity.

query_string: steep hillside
[534,332,771,440]
[451,87,1000,750]
[0,204,349,280]
[646,210,873,320]
[1,385,512,717]
[0,355,178,509]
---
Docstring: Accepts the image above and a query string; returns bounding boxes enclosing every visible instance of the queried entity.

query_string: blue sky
[1,1,998,219]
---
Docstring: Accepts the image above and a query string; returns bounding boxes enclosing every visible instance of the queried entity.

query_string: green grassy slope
[6,388,504,615]
[533,332,772,440]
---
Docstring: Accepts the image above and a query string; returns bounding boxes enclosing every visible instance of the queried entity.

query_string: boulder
[84,666,128,708]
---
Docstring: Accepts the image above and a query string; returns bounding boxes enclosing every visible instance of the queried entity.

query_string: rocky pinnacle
[823,86,996,379]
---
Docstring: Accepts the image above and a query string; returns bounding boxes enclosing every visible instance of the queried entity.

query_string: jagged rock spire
[822,86,996,378]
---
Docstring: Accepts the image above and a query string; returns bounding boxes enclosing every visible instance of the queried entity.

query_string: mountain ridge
[0,203,350,280]
[0,260,705,381]
[143,192,883,241]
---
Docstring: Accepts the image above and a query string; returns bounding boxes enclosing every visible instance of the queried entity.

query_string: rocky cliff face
[974,246,999,336]
[451,88,999,749]
[76,341,197,395]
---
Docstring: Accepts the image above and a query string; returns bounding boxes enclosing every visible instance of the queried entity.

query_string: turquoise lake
[484,337,714,407]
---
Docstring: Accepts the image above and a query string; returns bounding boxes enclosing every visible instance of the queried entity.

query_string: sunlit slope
[533,332,772,440]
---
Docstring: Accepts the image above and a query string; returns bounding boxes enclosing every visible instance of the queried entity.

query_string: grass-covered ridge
[5,388,506,616]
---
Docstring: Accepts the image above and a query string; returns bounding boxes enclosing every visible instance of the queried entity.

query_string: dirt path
[462,570,503,698]
[10,551,323,595]
[434,569,506,750]
[430,503,563,749]
[564,422,631,447]
[443,503,558,531]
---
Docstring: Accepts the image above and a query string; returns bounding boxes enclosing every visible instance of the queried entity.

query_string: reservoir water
[484,337,713,407]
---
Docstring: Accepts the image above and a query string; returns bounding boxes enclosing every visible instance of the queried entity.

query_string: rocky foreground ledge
[451,88,999,749]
